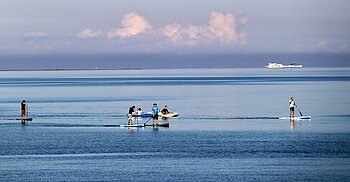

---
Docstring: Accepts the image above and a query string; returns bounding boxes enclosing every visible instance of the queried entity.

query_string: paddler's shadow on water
[128,127,136,133]
[127,127,145,133]
[20,119,30,126]
[152,125,159,131]
[288,118,312,131]
[290,119,295,130]
[21,122,29,126]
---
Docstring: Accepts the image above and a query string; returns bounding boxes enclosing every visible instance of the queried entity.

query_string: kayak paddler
[161,105,170,114]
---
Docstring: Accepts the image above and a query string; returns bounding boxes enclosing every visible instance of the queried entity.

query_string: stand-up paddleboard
[145,123,169,127]
[279,116,311,120]
[131,113,153,118]
[16,118,33,121]
[159,112,179,118]
[120,123,145,127]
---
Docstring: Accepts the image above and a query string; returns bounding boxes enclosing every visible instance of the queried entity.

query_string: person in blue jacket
[152,103,159,126]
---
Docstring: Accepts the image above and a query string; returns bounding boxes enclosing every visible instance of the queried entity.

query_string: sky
[1,0,350,69]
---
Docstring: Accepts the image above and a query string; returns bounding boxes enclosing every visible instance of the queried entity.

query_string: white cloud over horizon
[77,28,101,39]
[316,40,328,49]
[107,12,151,39]
[162,12,248,45]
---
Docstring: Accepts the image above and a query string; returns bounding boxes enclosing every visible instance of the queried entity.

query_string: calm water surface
[0,68,349,181]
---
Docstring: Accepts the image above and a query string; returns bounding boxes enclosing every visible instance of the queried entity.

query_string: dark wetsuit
[21,103,26,111]
[161,108,169,114]
[128,107,135,114]
[21,102,26,116]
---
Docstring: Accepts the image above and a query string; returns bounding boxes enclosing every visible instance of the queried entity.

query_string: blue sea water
[0,68,349,181]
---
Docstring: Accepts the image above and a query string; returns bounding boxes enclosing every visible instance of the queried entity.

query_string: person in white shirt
[136,108,143,123]
[289,96,295,118]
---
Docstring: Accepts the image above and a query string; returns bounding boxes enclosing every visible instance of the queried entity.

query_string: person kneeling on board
[289,96,295,118]
[127,114,133,125]
[161,105,170,114]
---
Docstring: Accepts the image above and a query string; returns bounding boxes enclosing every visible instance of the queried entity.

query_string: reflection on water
[290,118,295,130]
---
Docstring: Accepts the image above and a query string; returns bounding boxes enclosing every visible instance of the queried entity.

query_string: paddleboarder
[289,96,295,118]
[128,105,136,115]
[21,100,27,118]
[136,108,143,123]
[127,114,133,125]
[152,103,159,126]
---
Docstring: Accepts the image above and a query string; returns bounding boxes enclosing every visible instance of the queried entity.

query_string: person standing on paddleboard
[152,103,159,126]
[21,100,27,118]
[289,96,295,118]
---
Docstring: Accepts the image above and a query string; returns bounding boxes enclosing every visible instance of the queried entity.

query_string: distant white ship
[266,62,302,68]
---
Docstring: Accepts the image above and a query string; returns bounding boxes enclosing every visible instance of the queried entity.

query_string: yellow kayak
[159,112,180,118]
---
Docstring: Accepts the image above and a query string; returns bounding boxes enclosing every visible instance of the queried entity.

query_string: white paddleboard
[279,116,311,120]
[120,123,145,127]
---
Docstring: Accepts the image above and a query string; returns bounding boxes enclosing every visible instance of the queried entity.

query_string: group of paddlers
[19,97,298,126]
[127,103,171,125]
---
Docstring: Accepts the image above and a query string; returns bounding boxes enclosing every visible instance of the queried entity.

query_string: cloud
[163,24,182,42]
[208,12,237,42]
[163,12,247,45]
[239,16,249,25]
[77,28,101,39]
[107,12,151,39]
[315,40,328,49]
[24,32,49,38]
[163,24,212,45]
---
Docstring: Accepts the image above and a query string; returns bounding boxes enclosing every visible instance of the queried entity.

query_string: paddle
[27,104,29,119]
[143,117,152,125]
[295,104,303,116]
